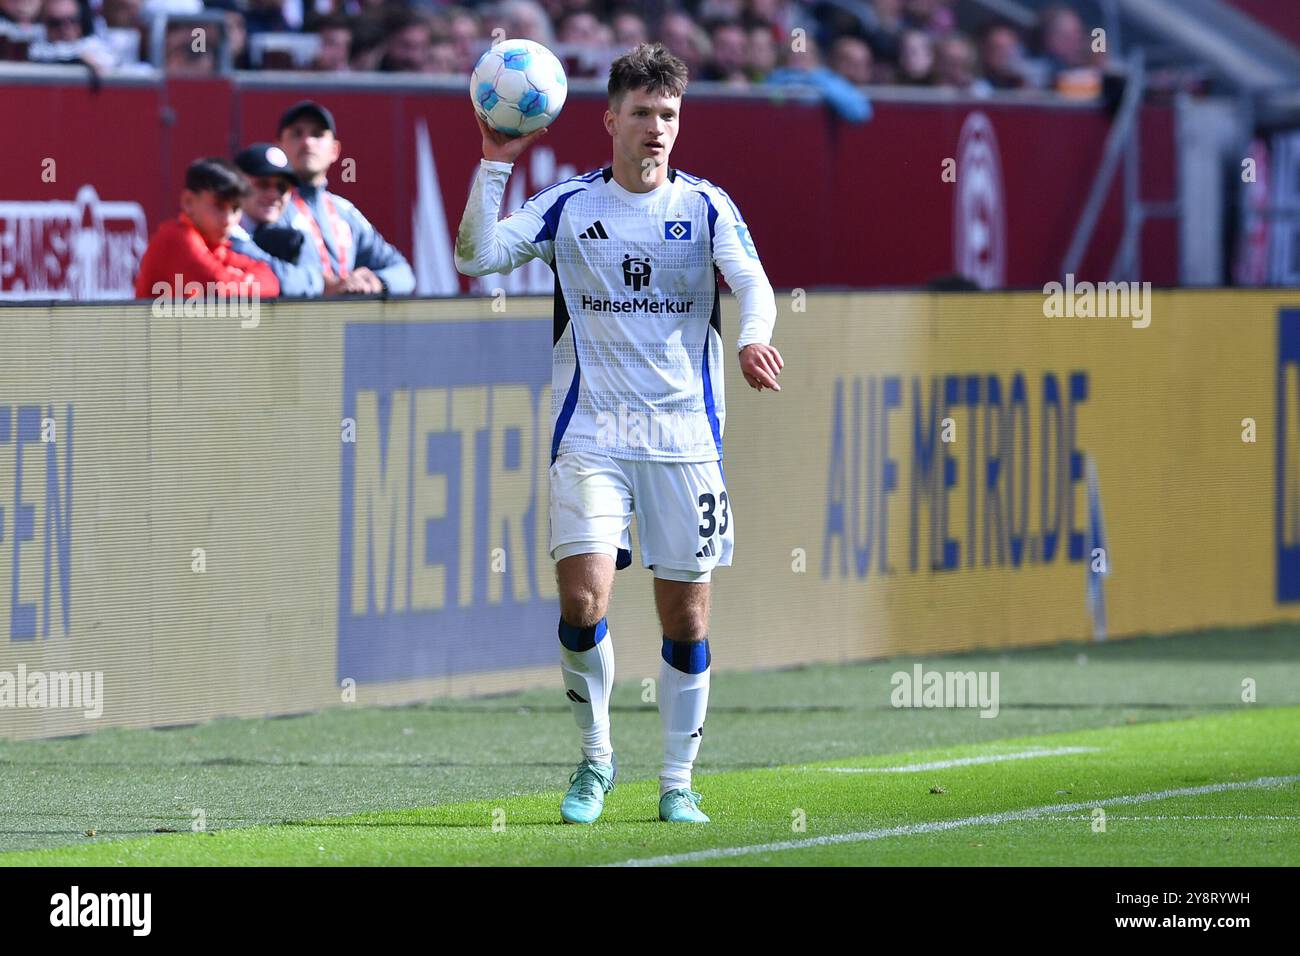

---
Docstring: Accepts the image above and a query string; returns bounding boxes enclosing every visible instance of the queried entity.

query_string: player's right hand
[476,113,548,165]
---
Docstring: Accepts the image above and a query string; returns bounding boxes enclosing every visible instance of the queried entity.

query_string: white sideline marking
[605,774,1300,867]
[1042,814,1300,821]
[816,746,1099,773]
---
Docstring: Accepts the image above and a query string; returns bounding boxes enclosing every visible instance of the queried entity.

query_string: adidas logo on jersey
[695,539,716,559]
[578,220,610,240]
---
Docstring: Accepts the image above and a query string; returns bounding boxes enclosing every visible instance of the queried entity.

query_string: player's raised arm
[453,116,553,278]
[709,188,784,392]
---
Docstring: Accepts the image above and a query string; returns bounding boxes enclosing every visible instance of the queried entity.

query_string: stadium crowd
[135,100,416,301]
[1,0,1108,101]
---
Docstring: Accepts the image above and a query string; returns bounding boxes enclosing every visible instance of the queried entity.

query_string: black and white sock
[559,617,614,765]
[658,636,710,796]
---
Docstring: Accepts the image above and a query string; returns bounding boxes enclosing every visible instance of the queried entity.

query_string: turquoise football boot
[659,787,710,823]
[560,755,617,824]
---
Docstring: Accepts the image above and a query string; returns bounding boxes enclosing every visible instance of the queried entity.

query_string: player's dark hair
[184,157,252,203]
[608,42,688,110]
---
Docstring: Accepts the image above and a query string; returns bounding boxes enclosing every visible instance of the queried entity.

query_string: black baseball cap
[234,142,299,184]
[277,100,336,135]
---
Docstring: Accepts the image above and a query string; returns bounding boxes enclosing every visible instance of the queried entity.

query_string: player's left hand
[739,343,783,392]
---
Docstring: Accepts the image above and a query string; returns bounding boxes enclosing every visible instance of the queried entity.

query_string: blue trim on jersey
[698,192,720,241]
[523,168,603,207]
[551,325,582,463]
[701,333,723,458]
[534,186,586,245]
[675,170,746,224]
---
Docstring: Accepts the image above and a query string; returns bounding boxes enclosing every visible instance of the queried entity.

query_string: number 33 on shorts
[695,488,730,560]
[672,460,732,570]
[625,457,733,574]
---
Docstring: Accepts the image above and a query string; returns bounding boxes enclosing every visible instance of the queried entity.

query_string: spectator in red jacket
[135,157,281,301]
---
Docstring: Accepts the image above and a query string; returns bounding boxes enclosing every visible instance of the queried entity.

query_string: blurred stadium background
[1,0,1299,297]
[0,0,1297,868]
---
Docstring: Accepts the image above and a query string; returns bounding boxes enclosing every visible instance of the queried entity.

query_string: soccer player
[454,42,784,824]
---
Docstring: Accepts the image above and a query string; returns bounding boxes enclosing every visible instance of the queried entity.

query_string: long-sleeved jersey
[455,159,776,463]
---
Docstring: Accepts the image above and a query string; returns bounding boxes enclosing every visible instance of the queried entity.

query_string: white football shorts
[549,450,734,582]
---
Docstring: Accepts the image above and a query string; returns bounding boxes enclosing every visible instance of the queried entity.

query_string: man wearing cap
[230,142,325,298]
[276,100,416,296]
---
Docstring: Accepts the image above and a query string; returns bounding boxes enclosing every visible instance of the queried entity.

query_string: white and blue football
[470,39,568,137]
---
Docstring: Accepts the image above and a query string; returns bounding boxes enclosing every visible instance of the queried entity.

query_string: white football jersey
[455,159,777,463]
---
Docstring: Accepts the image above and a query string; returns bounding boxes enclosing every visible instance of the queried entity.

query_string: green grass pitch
[2,625,1297,866]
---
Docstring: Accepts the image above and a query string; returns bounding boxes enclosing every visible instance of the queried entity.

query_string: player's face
[246,175,292,224]
[181,189,241,246]
[607,89,681,178]
[278,119,341,180]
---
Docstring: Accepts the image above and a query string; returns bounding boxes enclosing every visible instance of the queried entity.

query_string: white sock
[559,617,614,764]
[659,638,711,796]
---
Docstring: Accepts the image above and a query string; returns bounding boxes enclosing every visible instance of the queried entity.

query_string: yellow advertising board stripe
[0,291,1294,740]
